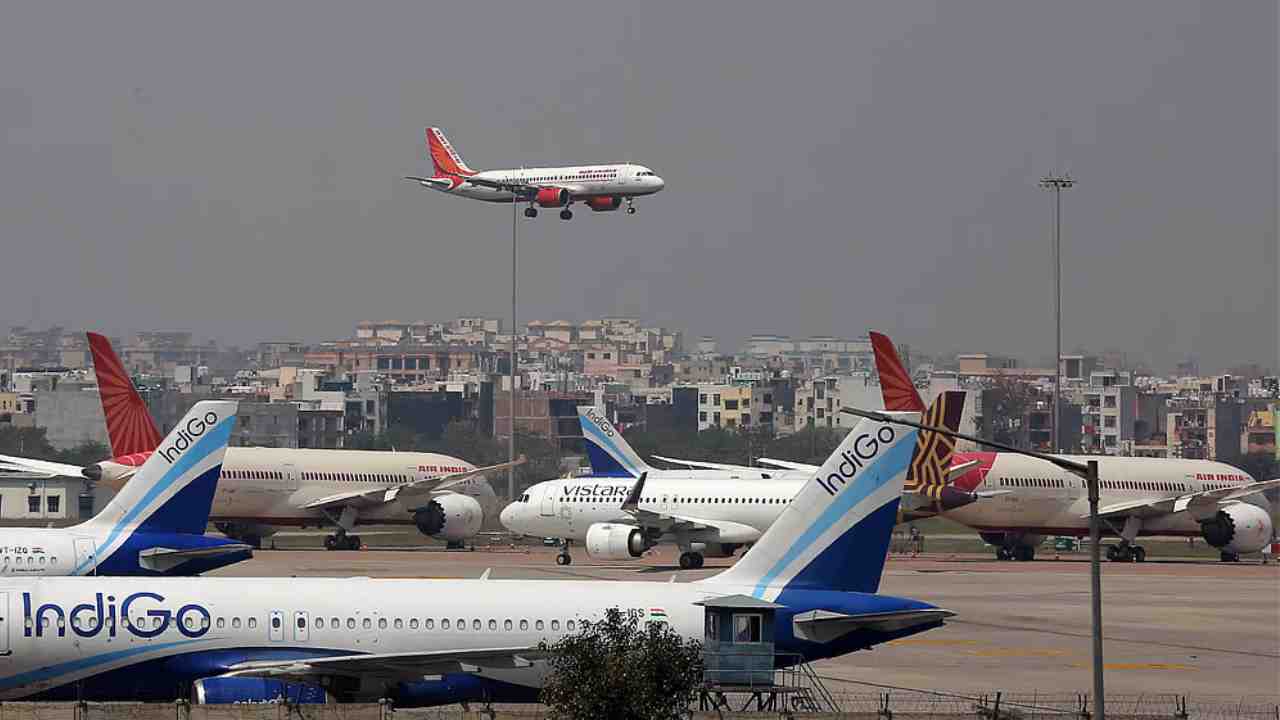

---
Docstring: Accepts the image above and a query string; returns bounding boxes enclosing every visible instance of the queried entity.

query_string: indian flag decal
[648,608,668,621]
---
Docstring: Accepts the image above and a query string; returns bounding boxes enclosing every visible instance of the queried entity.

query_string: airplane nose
[499,502,520,532]
[653,176,666,190]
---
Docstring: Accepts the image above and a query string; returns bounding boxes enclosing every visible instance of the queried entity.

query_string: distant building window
[699,394,707,404]
[699,412,707,422]
[27,496,40,514]
[724,400,739,410]
[713,412,721,425]
[377,358,391,370]
[587,353,596,359]
[713,394,721,405]
[47,496,59,514]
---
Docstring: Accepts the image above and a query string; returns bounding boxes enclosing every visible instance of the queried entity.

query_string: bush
[539,607,703,720]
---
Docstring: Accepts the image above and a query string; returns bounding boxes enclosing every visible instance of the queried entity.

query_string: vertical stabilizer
[707,413,918,598]
[81,401,237,564]
[87,332,163,457]
[577,406,650,478]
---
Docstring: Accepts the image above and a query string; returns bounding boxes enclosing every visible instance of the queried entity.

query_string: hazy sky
[1,1,1275,373]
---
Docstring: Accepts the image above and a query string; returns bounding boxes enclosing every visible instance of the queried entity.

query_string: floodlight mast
[840,407,1105,720]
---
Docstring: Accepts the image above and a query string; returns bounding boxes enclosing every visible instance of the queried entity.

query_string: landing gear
[559,208,573,220]
[1220,551,1240,563]
[995,547,1013,561]
[1014,545,1035,562]
[1105,543,1146,562]
[625,197,637,215]
[678,551,705,569]
[324,533,361,551]
[524,207,538,218]
[446,540,465,550]
[555,540,572,565]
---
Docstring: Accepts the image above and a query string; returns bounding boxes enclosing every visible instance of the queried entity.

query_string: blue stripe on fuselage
[752,432,914,597]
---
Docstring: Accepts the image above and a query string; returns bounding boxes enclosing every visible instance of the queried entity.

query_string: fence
[0,696,1273,720]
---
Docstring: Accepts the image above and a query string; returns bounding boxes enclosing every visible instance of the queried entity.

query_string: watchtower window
[733,614,762,643]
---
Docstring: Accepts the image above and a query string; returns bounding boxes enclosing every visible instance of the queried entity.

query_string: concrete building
[1081,370,1137,454]
[33,388,107,451]
[493,390,593,452]
[0,472,94,526]
[694,383,775,431]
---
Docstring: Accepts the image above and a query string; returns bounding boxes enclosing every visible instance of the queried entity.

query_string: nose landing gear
[625,197,637,215]
[555,539,573,565]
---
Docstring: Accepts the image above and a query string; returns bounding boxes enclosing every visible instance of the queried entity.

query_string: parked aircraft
[869,331,1280,562]
[0,413,952,706]
[502,398,964,569]
[0,400,249,576]
[405,127,664,220]
[0,334,521,551]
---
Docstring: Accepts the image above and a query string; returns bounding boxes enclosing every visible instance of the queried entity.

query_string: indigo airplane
[0,413,951,706]
[0,400,249,577]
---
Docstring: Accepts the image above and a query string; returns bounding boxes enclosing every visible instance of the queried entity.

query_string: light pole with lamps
[1039,173,1074,453]
[841,406,1105,720]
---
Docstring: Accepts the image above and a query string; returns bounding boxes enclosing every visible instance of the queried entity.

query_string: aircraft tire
[324,535,339,551]
[1133,546,1146,563]
[1014,545,1035,561]
[626,206,637,215]
[345,535,362,550]
[1220,551,1240,563]
[679,552,699,570]
[559,209,573,220]
[555,553,571,566]
[524,207,537,218]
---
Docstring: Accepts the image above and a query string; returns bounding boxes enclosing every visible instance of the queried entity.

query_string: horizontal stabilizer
[792,608,955,643]
[138,543,254,572]
[755,458,819,471]
[947,459,980,481]
[0,454,86,478]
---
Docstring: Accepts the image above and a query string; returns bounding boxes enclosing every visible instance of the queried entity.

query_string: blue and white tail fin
[706,413,918,599]
[578,406,650,478]
[83,401,237,539]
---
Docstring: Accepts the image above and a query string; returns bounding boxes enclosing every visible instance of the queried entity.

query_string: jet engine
[585,522,651,560]
[413,493,483,542]
[193,677,333,704]
[586,196,622,212]
[1198,504,1273,554]
[535,187,570,208]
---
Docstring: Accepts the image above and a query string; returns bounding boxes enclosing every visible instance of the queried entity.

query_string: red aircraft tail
[869,331,926,412]
[87,332,163,457]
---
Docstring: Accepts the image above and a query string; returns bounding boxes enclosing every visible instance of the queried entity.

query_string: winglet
[621,472,647,513]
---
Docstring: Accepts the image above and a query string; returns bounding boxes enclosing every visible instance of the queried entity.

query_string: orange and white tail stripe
[87,332,163,457]
[426,127,476,177]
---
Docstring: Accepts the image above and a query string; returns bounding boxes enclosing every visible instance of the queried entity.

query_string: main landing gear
[324,532,362,551]
[1105,543,1147,562]
[678,551,705,569]
[559,208,573,220]
[996,546,1036,561]
[555,539,572,566]
[524,206,538,218]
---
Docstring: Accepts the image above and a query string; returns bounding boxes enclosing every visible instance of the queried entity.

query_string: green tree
[539,607,703,720]
[0,426,56,460]
[54,441,109,466]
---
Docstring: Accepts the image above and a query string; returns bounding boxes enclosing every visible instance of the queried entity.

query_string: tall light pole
[509,198,518,503]
[842,407,1105,719]
[1039,173,1074,452]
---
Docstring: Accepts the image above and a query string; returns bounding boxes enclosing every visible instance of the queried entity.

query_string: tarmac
[209,543,1280,699]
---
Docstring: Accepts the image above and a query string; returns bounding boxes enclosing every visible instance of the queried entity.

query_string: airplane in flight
[0,400,250,576]
[868,331,1280,562]
[501,397,965,569]
[0,333,522,551]
[0,413,952,706]
[404,127,664,220]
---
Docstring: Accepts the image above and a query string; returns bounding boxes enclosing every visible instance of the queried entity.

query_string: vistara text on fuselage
[406,127,664,220]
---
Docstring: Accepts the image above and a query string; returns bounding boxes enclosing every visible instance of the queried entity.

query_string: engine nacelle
[413,493,483,542]
[193,677,333,704]
[585,523,650,560]
[1199,504,1273,554]
[535,187,570,208]
[586,196,622,212]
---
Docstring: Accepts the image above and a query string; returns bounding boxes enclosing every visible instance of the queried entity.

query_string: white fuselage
[946,453,1258,537]
[0,575,714,699]
[208,447,483,527]
[501,475,806,545]
[440,164,664,203]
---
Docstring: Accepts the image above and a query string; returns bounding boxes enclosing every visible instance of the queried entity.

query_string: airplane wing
[137,544,254,573]
[225,647,545,683]
[791,608,955,643]
[0,454,86,479]
[1090,479,1280,520]
[651,455,759,472]
[302,456,527,512]
[451,176,588,199]
[755,458,819,471]
[617,473,762,543]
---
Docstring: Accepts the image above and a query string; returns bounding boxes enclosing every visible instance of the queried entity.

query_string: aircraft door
[283,464,299,492]
[269,610,285,642]
[293,611,310,642]
[540,486,555,517]
[0,592,10,657]
[73,538,97,575]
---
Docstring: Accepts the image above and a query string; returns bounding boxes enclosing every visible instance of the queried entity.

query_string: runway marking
[970,648,1070,658]
[1070,662,1195,671]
